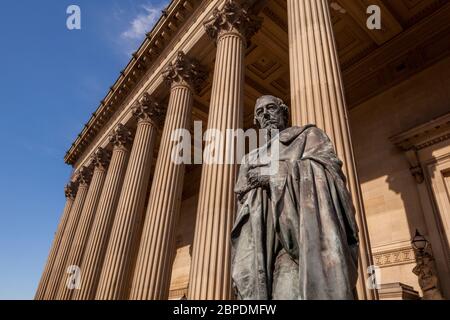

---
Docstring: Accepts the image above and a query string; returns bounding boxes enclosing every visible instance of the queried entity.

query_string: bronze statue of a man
[231,95,359,300]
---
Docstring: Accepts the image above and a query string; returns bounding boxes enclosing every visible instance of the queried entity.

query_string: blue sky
[0,0,169,300]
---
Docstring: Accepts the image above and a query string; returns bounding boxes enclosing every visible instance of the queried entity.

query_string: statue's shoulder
[280,125,333,148]
[280,124,319,143]
[297,125,330,139]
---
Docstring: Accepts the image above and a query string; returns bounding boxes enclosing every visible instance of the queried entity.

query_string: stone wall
[350,55,450,292]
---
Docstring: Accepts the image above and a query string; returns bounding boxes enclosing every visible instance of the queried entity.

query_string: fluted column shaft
[35,183,77,300]
[74,126,131,300]
[287,0,376,299]
[56,149,109,300]
[130,59,198,299]
[188,1,260,300]
[96,98,161,300]
[189,32,242,301]
[43,168,91,299]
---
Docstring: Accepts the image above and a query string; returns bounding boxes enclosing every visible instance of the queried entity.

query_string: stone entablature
[390,112,450,183]
[64,0,204,166]
[373,247,416,268]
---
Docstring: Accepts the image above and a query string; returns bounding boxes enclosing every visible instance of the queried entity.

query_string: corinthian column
[287,0,377,300]
[73,125,132,300]
[130,52,206,300]
[35,181,78,300]
[44,167,92,299]
[188,0,261,300]
[56,148,110,300]
[96,94,164,300]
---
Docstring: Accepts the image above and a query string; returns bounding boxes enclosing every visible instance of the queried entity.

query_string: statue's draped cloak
[232,125,359,300]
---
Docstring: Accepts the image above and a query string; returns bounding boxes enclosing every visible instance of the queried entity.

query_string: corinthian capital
[109,124,132,149]
[132,92,166,126]
[162,51,208,92]
[90,147,111,170]
[76,166,93,186]
[64,181,78,199]
[204,0,262,44]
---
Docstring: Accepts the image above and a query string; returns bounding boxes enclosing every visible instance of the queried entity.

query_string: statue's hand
[247,165,270,189]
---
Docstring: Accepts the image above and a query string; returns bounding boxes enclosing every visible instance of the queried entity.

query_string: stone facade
[36,0,450,300]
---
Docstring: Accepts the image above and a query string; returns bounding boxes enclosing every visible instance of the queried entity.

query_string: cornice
[390,112,450,184]
[69,0,223,171]
[390,113,450,152]
[63,0,278,168]
[64,0,204,166]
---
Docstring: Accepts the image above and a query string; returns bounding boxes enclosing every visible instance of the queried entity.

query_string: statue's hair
[254,95,289,128]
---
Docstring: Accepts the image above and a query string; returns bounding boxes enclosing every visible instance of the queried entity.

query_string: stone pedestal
[378,283,420,300]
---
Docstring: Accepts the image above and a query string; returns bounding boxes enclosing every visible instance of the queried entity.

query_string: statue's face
[254,96,287,131]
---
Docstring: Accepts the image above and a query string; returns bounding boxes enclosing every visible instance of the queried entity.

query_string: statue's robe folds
[232,125,359,300]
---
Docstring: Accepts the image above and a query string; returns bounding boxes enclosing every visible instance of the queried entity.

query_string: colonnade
[36,0,374,300]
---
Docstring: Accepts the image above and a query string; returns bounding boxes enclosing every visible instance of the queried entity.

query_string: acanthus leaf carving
[204,0,262,45]
[109,124,133,149]
[90,147,111,170]
[162,51,208,92]
[132,92,166,127]
[64,181,79,199]
[76,166,93,186]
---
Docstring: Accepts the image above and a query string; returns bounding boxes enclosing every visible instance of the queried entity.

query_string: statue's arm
[235,159,270,203]
[301,126,344,173]
[235,158,252,203]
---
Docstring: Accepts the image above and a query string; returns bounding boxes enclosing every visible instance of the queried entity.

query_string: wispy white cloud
[121,3,163,41]
[113,2,167,57]
[103,1,170,59]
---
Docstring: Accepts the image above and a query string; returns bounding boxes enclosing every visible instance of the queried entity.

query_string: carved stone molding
[378,282,420,300]
[64,0,204,166]
[76,166,93,186]
[132,92,166,126]
[405,149,425,184]
[162,51,208,92]
[204,0,262,44]
[109,124,133,149]
[64,181,78,200]
[373,247,416,268]
[412,248,445,300]
[390,112,450,184]
[90,147,111,171]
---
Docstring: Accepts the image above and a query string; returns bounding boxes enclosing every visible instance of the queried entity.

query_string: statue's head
[254,95,289,131]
